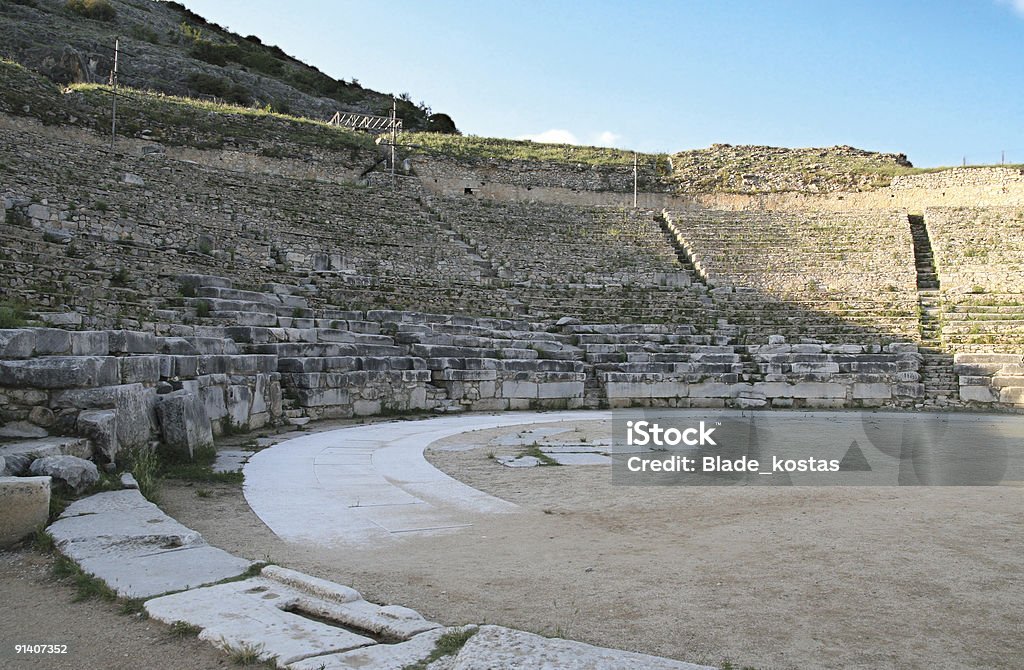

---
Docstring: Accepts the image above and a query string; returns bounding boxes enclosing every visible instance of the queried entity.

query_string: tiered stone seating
[662,209,919,345]
[0,123,490,326]
[925,207,1024,352]
[431,197,713,325]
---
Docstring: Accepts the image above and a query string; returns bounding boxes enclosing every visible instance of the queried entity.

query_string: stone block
[537,382,583,399]
[227,385,252,428]
[0,476,50,548]
[895,383,926,399]
[30,328,71,355]
[107,330,158,354]
[790,382,846,399]
[200,385,228,422]
[0,421,47,439]
[605,381,653,399]
[77,409,118,463]
[51,384,154,450]
[853,383,891,400]
[30,455,99,494]
[0,329,35,359]
[999,386,1024,405]
[689,382,735,398]
[0,357,118,389]
[502,381,538,398]
[69,331,109,356]
[959,385,997,403]
[295,388,349,408]
[156,390,213,460]
[120,355,162,384]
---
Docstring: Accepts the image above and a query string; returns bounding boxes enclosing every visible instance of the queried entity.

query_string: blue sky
[179,1,1024,167]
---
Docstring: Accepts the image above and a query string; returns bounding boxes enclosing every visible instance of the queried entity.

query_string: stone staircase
[909,214,960,406]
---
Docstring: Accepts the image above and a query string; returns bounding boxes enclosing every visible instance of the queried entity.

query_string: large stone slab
[156,389,213,459]
[47,490,251,598]
[145,565,440,666]
[290,627,467,670]
[0,476,50,548]
[0,356,118,389]
[449,625,715,669]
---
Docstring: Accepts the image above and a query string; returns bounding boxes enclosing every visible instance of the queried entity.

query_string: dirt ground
[0,549,230,670]
[4,415,1021,670]
[149,418,1024,670]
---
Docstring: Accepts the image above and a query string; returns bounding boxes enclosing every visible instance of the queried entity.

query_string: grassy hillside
[0,0,451,130]
[0,57,374,156]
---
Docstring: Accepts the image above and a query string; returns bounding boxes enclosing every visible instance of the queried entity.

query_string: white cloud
[515,128,625,148]
[516,129,580,144]
[998,0,1024,17]
[593,131,623,147]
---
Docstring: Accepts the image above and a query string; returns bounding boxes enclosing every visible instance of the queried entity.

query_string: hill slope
[0,0,452,130]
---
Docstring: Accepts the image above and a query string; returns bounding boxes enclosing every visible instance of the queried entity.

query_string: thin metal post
[391,98,397,189]
[633,152,638,208]
[1002,150,1005,165]
[110,37,119,150]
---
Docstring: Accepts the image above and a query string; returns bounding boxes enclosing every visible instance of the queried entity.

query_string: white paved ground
[245,409,1024,547]
[244,411,611,546]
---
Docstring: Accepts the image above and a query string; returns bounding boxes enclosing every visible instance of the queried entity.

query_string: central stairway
[909,214,959,406]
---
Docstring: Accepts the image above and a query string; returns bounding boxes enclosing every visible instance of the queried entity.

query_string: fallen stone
[156,390,213,460]
[30,455,99,494]
[0,476,50,548]
[120,472,139,489]
[47,489,252,598]
[0,436,92,474]
[449,625,715,670]
[51,384,155,450]
[77,409,118,463]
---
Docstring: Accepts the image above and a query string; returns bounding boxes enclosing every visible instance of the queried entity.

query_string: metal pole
[1002,150,1005,165]
[110,37,119,150]
[633,152,638,208]
[391,98,397,189]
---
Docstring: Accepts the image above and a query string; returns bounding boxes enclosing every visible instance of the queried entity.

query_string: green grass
[53,555,119,603]
[69,83,374,154]
[403,628,477,670]
[521,444,561,466]
[123,447,161,503]
[159,445,244,485]
[401,132,666,167]
[0,300,30,328]
[219,639,272,667]
[65,0,116,21]
[169,621,202,638]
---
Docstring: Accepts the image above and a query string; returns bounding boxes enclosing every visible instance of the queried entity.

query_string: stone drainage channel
[44,411,712,670]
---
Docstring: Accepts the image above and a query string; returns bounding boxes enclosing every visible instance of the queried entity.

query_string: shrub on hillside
[187,73,251,106]
[65,0,116,21]
[427,113,460,135]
